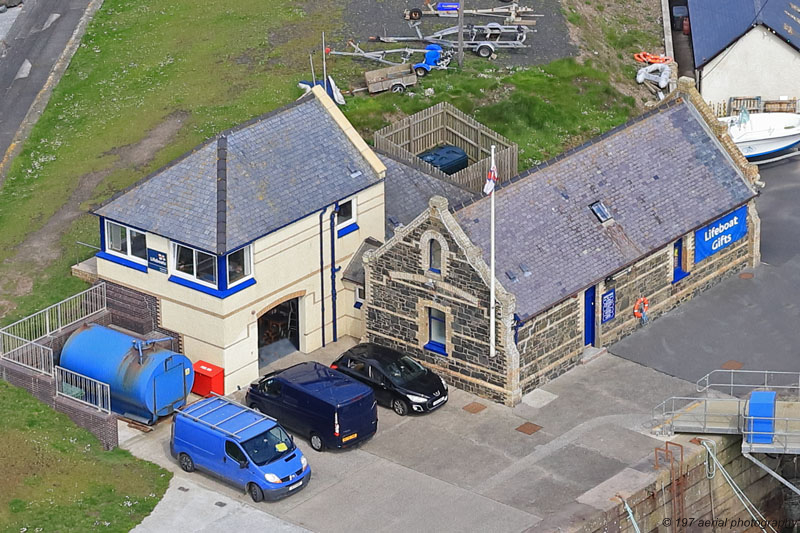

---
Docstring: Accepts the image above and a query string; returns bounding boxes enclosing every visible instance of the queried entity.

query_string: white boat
[720,111,800,158]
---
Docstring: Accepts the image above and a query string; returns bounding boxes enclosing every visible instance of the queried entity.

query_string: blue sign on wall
[147,249,168,273]
[694,205,748,263]
[600,289,616,324]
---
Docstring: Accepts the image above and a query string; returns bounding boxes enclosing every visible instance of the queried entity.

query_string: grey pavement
[122,337,700,533]
[0,0,93,175]
[0,5,22,42]
[610,156,800,384]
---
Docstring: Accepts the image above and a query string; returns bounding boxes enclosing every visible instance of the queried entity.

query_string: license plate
[288,481,302,491]
[433,396,447,406]
[342,433,358,442]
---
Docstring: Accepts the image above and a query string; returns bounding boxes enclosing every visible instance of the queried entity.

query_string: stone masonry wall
[575,435,784,533]
[366,215,511,404]
[600,203,754,347]
[517,296,584,395]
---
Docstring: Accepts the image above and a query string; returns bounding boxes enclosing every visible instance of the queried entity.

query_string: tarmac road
[610,155,800,385]
[0,0,93,178]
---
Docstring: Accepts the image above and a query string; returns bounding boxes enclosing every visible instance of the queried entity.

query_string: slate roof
[688,0,800,68]
[95,94,382,255]
[342,237,383,285]
[453,98,757,320]
[378,151,478,240]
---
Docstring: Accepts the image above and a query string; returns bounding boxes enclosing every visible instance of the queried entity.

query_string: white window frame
[170,242,218,288]
[225,244,254,288]
[105,220,147,265]
[355,285,365,304]
[336,198,357,230]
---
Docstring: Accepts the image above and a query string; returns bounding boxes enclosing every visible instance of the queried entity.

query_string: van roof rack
[177,393,275,440]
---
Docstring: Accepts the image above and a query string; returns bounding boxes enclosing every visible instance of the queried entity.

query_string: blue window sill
[337,222,359,238]
[424,341,447,356]
[354,301,363,309]
[429,268,441,274]
[672,269,690,284]
[168,275,256,299]
[97,251,147,273]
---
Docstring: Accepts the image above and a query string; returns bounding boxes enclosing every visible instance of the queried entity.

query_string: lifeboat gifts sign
[694,205,747,263]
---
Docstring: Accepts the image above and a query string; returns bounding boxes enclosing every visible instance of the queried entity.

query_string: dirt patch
[0,111,189,317]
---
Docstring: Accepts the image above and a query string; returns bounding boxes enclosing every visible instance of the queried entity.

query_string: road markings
[14,58,31,79]
[42,13,60,31]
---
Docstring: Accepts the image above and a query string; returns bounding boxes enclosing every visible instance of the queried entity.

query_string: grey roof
[688,0,800,68]
[342,237,383,285]
[379,151,478,240]
[453,98,757,320]
[95,95,381,254]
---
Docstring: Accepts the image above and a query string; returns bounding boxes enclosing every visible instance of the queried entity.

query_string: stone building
[362,86,761,406]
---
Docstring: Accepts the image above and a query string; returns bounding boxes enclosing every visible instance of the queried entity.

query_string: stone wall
[517,296,584,395]
[575,435,785,533]
[599,202,755,347]
[365,211,513,404]
[1,358,119,450]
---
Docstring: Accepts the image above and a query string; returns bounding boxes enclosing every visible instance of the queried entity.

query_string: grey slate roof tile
[454,99,757,320]
[342,237,383,285]
[96,96,381,254]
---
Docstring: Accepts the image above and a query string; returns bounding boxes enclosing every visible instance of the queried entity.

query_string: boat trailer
[326,41,454,70]
[405,0,543,26]
[370,21,530,58]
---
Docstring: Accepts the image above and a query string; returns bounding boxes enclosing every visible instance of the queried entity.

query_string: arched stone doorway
[257,293,302,368]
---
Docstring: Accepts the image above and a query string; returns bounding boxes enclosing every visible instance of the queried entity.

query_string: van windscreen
[241,425,294,466]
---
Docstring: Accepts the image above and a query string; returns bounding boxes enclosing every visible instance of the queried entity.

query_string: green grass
[0,380,171,532]
[604,26,661,53]
[344,58,635,168]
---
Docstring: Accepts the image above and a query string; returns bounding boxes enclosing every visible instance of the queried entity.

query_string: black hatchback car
[331,343,448,416]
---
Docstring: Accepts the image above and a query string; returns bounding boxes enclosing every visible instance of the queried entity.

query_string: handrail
[0,330,54,375]
[55,365,111,413]
[697,369,800,397]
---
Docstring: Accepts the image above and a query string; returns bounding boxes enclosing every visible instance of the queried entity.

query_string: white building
[688,0,800,109]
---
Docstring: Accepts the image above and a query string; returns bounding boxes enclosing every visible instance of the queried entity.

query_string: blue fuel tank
[60,324,195,424]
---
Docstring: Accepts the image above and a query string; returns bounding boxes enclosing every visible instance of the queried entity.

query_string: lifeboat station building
[90,86,474,392]
[361,85,762,406]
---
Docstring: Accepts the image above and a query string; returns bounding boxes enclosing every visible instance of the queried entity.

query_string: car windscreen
[382,356,426,386]
[241,425,294,466]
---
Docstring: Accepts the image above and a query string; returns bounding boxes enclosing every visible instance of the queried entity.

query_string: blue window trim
[672,238,690,284]
[426,308,447,356]
[96,251,147,273]
[429,239,442,273]
[337,222,359,238]
[424,341,448,356]
[168,275,255,299]
[672,270,690,284]
[354,301,363,309]
[99,217,107,252]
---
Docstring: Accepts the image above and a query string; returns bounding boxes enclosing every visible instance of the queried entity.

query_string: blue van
[245,362,378,452]
[171,395,310,502]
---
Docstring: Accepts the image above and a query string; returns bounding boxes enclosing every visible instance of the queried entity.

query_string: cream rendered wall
[700,26,800,107]
[97,182,385,392]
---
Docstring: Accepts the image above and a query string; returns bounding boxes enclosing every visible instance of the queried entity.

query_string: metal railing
[696,369,800,398]
[0,330,54,375]
[55,366,110,413]
[740,413,800,454]
[652,396,744,436]
[0,282,106,343]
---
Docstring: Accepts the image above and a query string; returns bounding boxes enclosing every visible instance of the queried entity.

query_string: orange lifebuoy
[633,297,649,318]
[634,52,673,64]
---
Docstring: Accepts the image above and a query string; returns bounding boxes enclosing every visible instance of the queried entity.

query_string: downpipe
[318,206,328,347]
[329,203,341,342]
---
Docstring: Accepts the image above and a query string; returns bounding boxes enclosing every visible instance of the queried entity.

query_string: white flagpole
[490,145,496,359]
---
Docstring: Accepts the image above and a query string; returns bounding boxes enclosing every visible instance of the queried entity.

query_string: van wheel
[248,483,264,503]
[310,433,324,452]
[392,398,409,416]
[178,453,195,472]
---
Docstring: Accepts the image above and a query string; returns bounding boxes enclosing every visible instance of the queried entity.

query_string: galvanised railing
[697,369,800,398]
[0,283,106,343]
[55,365,111,413]
[0,330,54,375]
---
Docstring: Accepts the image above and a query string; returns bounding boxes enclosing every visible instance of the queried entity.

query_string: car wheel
[310,433,324,452]
[392,398,409,416]
[249,404,262,413]
[248,483,264,503]
[415,66,428,77]
[178,453,195,473]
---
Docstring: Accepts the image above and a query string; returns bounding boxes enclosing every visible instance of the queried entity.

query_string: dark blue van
[246,362,378,452]
[171,396,310,502]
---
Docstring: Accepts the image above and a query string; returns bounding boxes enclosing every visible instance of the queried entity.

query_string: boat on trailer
[720,110,800,158]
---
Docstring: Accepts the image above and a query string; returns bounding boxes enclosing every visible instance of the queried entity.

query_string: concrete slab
[521,387,558,409]
[281,459,540,533]
[576,467,656,511]
[0,5,22,42]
